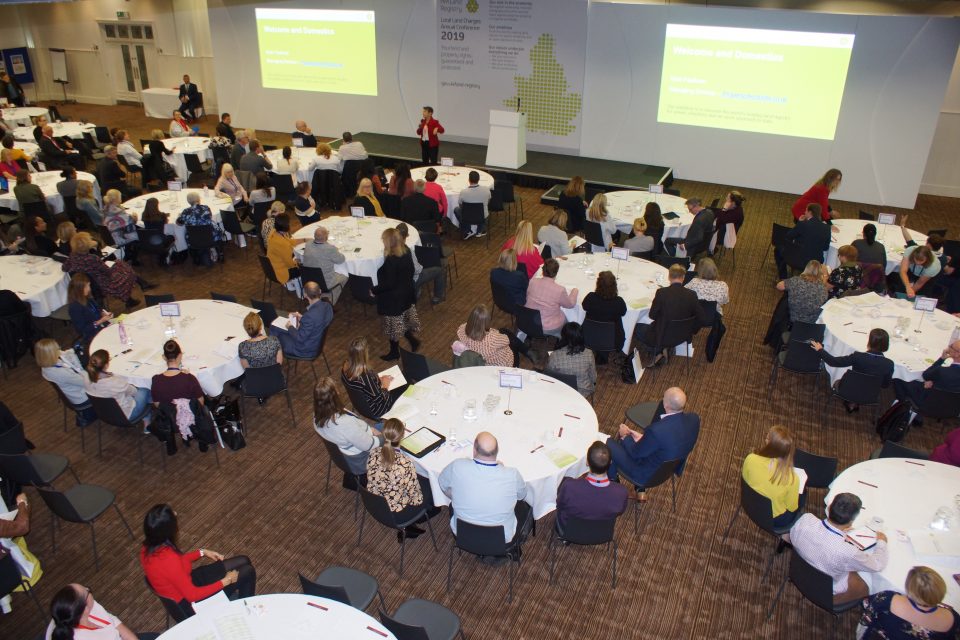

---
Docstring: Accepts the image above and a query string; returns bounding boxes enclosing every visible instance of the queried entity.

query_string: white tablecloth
[818,292,960,384]
[265,147,338,185]
[826,458,960,610]
[89,299,251,396]
[124,188,238,252]
[293,216,419,286]
[605,191,693,240]
[143,136,212,182]
[410,166,495,226]
[549,252,669,353]
[0,170,99,214]
[157,594,396,640]
[827,219,927,275]
[0,256,68,317]
[14,140,38,160]
[12,121,95,142]
[386,366,601,520]
[1,107,48,127]
[142,87,182,119]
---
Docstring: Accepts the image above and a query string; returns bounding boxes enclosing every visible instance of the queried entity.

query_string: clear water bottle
[203,185,209,199]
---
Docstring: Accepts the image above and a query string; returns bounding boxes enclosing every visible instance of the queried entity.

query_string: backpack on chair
[876,400,911,442]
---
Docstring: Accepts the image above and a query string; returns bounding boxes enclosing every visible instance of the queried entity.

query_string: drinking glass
[463,399,477,421]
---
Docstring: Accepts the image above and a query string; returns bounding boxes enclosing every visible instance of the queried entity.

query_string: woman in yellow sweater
[741,425,802,527]
[266,213,305,286]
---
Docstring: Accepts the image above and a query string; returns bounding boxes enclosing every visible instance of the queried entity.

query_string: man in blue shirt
[439,431,531,545]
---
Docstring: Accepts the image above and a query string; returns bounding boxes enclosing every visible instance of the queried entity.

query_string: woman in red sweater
[140,504,255,611]
[791,168,841,222]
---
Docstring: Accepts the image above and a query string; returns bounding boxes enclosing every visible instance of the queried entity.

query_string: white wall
[921,46,960,197]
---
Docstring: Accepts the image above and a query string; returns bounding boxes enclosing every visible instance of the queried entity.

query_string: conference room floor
[3,103,957,639]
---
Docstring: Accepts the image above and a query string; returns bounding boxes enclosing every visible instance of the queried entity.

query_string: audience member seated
[260,201,284,239]
[585,193,618,253]
[931,428,960,467]
[789,492,888,605]
[422,168,448,219]
[0,492,33,591]
[490,248,528,307]
[272,146,298,184]
[776,260,829,325]
[741,425,801,528]
[141,198,170,229]
[55,166,79,200]
[643,202,664,250]
[36,338,96,426]
[387,163,414,200]
[811,328,893,411]
[293,181,320,225]
[229,131,250,173]
[314,376,382,477]
[524,258,577,337]
[140,504,256,608]
[0,149,19,181]
[857,566,960,640]
[114,130,142,172]
[291,120,317,148]
[216,113,235,143]
[582,270,627,364]
[358,161,385,195]
[893,340,960,423]
[145,130,174,182]
[683,258,728,317]
[713,190,745,246]
[23,215,56,257]
[177,75,200,120]
[555,441,628,535]
[247,172,275,207]
[892,244,941,299]
[852,223,887,267]
[67,272,112,344]
[537,209,571,258]
[168,109,191,138]
[502,221,544,279]
[558,176,587,233]
[372,228,421,360]
[341,336,404,419]
[828,245,863,298]
[353,178,385,217]
[238,140,273,174]
[84,349,151,427]
[97,146,141,200]
[775,203,831,279]
[396,222,445,305]
[791,168,841,222]
[665,198,714,259]
[439,431,532,544]
[238,312,282,369]
[456,304,513,368]
[39,125,84,170]
[265,213,304,285]
[313,143,340,173]
[56,221,76,255]
[400,179,441,226]
[546,322,596,397]
[623,217,654,254]
[177,191,225,265]
[270,281,332,359]
[606,387,700,489]
[104,189,141,264]
[45,583,160,640]
[302,226,348,304]
[151,340,205,407]
[368,418,438,540]
[13,169,44,209]
[456,171,491,239]
[2,134,30,164]
[337,132,368,163]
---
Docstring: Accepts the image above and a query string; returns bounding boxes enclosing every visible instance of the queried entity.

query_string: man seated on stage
[893,340,960,425]
[292,121,317,148]
[216,113,236,144]
[422,168,448,218]
[177,74,200,120]
[96,145,141,200]
[238,139,273,173]
[400,180,440,226]
[337,132,368,164]
[555,441,628,536]
[39,124,84,171]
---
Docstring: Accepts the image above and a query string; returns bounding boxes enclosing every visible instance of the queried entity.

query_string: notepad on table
[910,529,960,562]
[546,448,577,469]
[629,297,651,310]
[382,397,419,422]
[379,364,407,391]
[403,385,429,400]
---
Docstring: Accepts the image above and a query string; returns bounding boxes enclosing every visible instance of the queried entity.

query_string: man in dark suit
[38,125,84,170]
[238,140,272,173]
[775,203,831,279]
[230,130,250,170]
[177,74,200,120]
[400,180,441,225]
[555,441,628,535]
[291,121,317,148]
[216,113,235,144]
[634,264,709,364]
[96,145,141,199]
[269,282,333,358]
[893,340,960,423]
[606,387,700,486]
[665,198,714,258]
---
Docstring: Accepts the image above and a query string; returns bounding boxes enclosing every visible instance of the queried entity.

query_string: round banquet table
[123,188,240,252]
[14,140,39,159]
[0,170,99,214]
[817,291,960,385]
[548,252,669,354]
[0,255,68,317]
[156,593,396,640]
[604,190,693,241]
[387,366,602,519]
[293,216,419,286]
[825,458,960,609]
[410,165,494,226]
[89,299,252,396]
[142,136,212,183]
[11,121,95,142]
[827,219,927,275]
[1,106,48,127]
[264,147,339,185]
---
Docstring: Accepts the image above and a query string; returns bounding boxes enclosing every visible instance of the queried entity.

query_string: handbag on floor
[876,400,911,442]
[212,396,245,451]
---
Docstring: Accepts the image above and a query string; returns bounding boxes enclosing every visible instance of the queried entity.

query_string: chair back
[62,195,78,217]
[560,516,616,546]
[793,448,837,489]
[210,292,237,303]
[184,154,204,175]
[414,244,441,269]
[0,420,28,455]
[878,441,929,460]
[359,486,401,529]
[298,266,332,293]
[583,220,605,249]
[459,202,485,227]
[490,280,518,317]
[250,298,278,327]
[400,348,431,384]
[919,388,960,420]
[698,300,719,327]
[654,255,690,270]
[858,210,875,221]
[540,244,552,260]
[37,487,84,523]
[541,369,578,391]
[582,319,617,353]
[144,294,175,307]
[723,222,737,249]
[22,200,49,221]
[779,242,809,272]
[219,209,246,236]
[835,371,883,406]
[771,223,790,247]
[781,339,822,374]
[298,573,350,605]
[454,518,509,557]
[0,552,27,600]
[47,380,90,413]
[658,316,698,351]
[136,228,168,252]
[87,395,137,428]
[0,454,45,486]
[515,306,545,340]
[452,350,486,368]
[488,188,504,215]
[258,255,282,285]
[379,610,431,640]
[270,173,297,202]
[241,363,287,398]
[380,192,401,218]
[642,458,681,489]
[789,551,837,613]
[251,201,271,231]
[319,434,356,476]
[788,321,825,343]
[927,228,947,238]
[94,126,111,144]
[144,576,194,623]
[186,225,215,250]
[840,288,870,298]
[347,275,376,306]
[494,179,516,204]
[340,160,362,197]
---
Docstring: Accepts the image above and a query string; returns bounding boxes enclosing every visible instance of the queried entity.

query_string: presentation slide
[657,24,854,140]
[254,8,377,96]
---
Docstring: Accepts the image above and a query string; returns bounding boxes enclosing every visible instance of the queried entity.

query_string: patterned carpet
[1,103,957,639]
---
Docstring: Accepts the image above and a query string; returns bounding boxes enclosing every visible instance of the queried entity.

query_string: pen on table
[904,460,925,466]
[530,444,544,454]
[857,480,878,488]
[843,322,853,326]
[366,627,388,638]
[854,534,875,539]
[563,413,580,420]
[853,330,868,335]
[540,377,555,384]
[306,601,328,611]
[441,379,453,385]
[558,427,563,438]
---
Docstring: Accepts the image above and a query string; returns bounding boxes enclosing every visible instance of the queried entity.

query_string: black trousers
[190,555,257,600]
[421,140,438,165]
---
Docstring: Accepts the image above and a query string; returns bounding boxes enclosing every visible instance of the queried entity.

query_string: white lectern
[485,110,526,169]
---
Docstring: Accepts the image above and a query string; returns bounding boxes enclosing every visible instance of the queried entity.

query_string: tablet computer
[400,427,446,458]
[663,211,680,221]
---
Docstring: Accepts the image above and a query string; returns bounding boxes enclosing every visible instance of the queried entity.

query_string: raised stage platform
[334,132,673,192]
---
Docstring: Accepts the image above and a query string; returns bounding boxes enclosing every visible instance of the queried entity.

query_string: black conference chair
[582,319,618,363]
[249,298,279,328]
[858,210,875,221]
[459,202,488,247]
[380,598,466,640]
[144,293,175,307]
[763,223,791,266]
[490,280,519,326]
[722,478,800,582]
[47,381,93,436]
[541,369,579,393]
[320,436,366,519]
[767,550,862,621]
[653,254,690,270]
[145,576,193,627]
[358,487,437,576]
[136,228,174,266]
[400,348,449,384]
[298,567,385,611]
[494,178,523,222]
[915,388,960,431]
[219,209,255,257]
[37,485,135,571]
[86,395,156,465]
[549,516,619,588]
[0,551,44,619]
[185,225,221,269]
[583,220,605,251]
[822,371,883,425]
[284,321,332,382]
[239,363,296,429]
[617,458,681,534]
[638,316,699,378]
[210,291,237,303]
[347,275,377,316]
[257,255,293,307]
[877,441,929,460]
[0,450,78,491]
[447,518,524,602]
[299,265,343,302]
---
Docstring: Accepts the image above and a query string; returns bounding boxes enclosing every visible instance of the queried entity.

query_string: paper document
[379,364,407,391]
[270,316,291,332]
[382,397,419,422]
[213,612,255,640]
[403,385,429,400]
[546,448,577,469]
[794,467,808,494]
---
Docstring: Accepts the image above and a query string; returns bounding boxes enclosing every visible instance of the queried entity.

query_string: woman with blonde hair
[75,179,102,227]
[367,417,435,540]
[36,338,96,425]
[558,175,587,232]
[776,260,829,324]
[741,425,800,526]
[214,162,248,206]
[340,337,404,418]
[490,247,528,306]
[313,142,340,171]
[62,232,141,308]
[103,188,140,263]
[353,177,384,217]
[56,220,76,255]
[685,257,730,314]
[84,349,151,426]
[260,200,286,239]
[238,312,282,369]
[623,217,655,254]
[502,220,543,279]
[857,566,959,639]
[586,193,619,253]
[455,303,513,367]
[371,228,419,360]
[791,168,841,222]
[537,209,571,258]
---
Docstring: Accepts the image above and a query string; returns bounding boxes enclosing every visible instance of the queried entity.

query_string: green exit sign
[116,11,131,20]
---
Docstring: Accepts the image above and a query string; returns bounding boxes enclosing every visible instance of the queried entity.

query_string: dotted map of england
[503,33,582,137]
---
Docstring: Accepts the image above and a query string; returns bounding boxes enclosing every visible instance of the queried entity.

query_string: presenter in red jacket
[791,168,841,222]
[416,106,445,165]
[140,504,256,610]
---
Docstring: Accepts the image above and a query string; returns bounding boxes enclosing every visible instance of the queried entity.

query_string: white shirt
[312,153,341,172]
[273,157,299,176]
[438,457,527,541]
[337,141,368,163]
[789,513,889,594]
[45,600,123,640]
[169,119,189,138]
[116,140,142,168]
[41,351,88,405]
